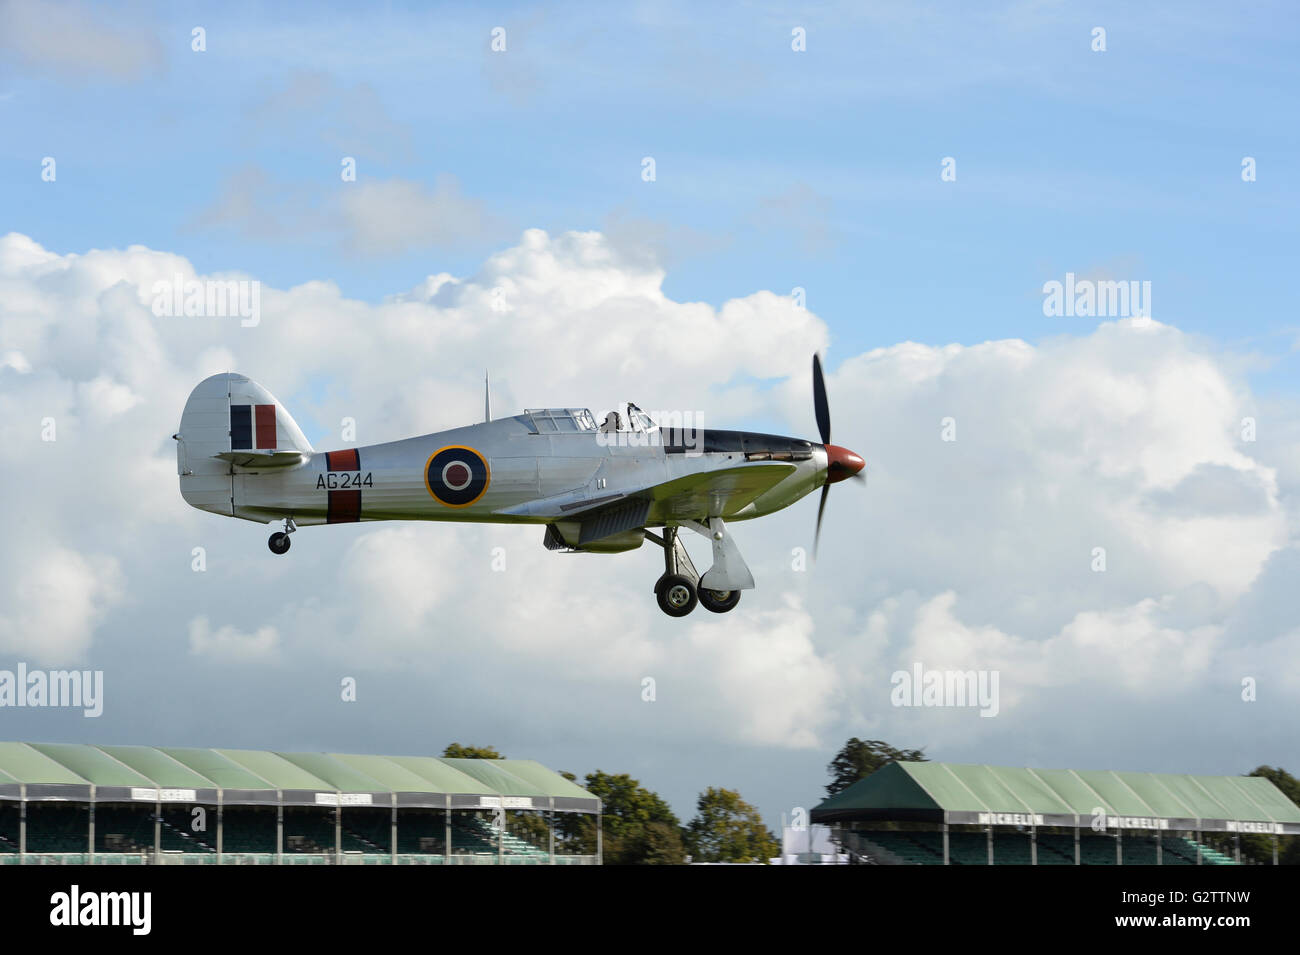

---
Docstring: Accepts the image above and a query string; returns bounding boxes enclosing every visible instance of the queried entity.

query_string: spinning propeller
[812,353,866,556]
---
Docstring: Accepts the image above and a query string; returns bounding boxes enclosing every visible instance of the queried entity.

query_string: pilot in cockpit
[600,410,623,433]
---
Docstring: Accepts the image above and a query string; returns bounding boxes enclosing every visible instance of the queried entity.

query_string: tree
[442,743,502,759]
[575,770,685,865]
[684,787,779,864]
[826,738,927,797]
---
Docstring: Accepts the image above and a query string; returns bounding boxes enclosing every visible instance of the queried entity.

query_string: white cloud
[188,617,280,662]
[0,228,1294,769]
[0,545,122,664]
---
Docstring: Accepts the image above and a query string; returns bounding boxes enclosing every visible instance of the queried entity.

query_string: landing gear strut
[647,526,698,617]
[268,517,296,555]
[646,524,749,617]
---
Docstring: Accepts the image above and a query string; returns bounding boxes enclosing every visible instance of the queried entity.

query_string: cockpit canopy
[523,408,598,433]
[523,404,655,434]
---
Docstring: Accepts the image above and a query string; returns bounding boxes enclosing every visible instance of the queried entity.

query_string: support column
[1074,826,1080,865]
[1116,828,1122,866]
[1234,833,1240,864]
[1272,832,1278,866]
[216,795,223,863]
[1156,828,1161,866]
[942,821,949,866]
[335,800,342,865]
[18,785,25,864]
[987,825,993,865]
[276,795,283,864]
[1031,825,1037,866]
[498,809,504,865]
[88,786,95,863]
[444,797,451,864]
[548,798,556,865]
[154,793,162,864]
[390,802,398,865]
[597,812,603,865]
[1196,828,1202,865]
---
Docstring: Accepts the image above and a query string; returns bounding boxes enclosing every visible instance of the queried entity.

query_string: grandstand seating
[0,805,18,853]
[341,811,391,853]
[220,810,277,853]
[854,829,1241,865]
[395,810,446,855]
[159,806,215,852]
[94,805,154,853]
[24,804,90,853]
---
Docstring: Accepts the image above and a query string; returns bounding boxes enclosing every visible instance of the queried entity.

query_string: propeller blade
[813,482,830,558]
[812,353,831,446]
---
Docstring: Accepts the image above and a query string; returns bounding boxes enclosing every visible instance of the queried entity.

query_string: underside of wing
[640,463,796,523]
[507,463,798,547]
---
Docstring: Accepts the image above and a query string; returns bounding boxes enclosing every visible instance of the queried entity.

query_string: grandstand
[811,761,1300,865]
[0,742,601,864]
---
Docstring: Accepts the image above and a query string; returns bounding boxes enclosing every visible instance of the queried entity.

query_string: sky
[1,0,1298,832]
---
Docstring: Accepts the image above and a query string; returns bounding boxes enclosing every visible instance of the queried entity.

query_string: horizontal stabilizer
[212,450,309,470]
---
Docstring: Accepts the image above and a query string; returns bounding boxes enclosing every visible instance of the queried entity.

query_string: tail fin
[176,373,314,516]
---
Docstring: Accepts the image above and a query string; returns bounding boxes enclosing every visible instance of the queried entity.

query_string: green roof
[813,762,1300,828]
[0,742,97,785]
[98,745,221,790]
[0,743,597,810]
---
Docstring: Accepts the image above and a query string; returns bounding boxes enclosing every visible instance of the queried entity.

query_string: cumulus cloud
[0,228,1294,781]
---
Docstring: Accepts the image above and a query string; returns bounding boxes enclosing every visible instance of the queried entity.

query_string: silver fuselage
[225,414,827,529]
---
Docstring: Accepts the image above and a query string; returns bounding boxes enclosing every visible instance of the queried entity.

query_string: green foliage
[580,770,685,864]
[442,743,503,759]
[684,787,779,864]
[826,738,928,797]
[506,809,549,850]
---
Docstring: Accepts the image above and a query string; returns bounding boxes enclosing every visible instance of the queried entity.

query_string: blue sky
[4,1,1297,373]
[3,1,1299,832]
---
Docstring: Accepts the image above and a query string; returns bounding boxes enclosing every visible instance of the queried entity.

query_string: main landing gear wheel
[656,574,698,617]
[268,532,291,555]
[698,588,741,614]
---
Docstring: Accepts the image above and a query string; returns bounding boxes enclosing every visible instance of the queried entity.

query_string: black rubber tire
[655,574,698,617]
[268,532,291,555]
[699,588,741,613]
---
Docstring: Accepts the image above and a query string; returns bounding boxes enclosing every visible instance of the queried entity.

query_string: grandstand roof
[0,743,599,812]
[811,762,1300,834]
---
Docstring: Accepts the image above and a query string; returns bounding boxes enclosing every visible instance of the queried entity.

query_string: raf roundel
[425,445,490,507]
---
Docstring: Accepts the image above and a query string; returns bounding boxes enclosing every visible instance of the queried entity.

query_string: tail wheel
[699,588,741,614]
[655,574,698,617]
[268,532,291,555]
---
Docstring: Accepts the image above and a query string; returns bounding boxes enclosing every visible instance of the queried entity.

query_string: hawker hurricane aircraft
[174,356,865,617]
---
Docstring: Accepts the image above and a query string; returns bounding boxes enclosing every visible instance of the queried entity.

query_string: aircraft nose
[824,444,866,484]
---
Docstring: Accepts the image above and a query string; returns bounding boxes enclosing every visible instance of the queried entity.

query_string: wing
[638,463,797,523]
[500,463,797,543]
